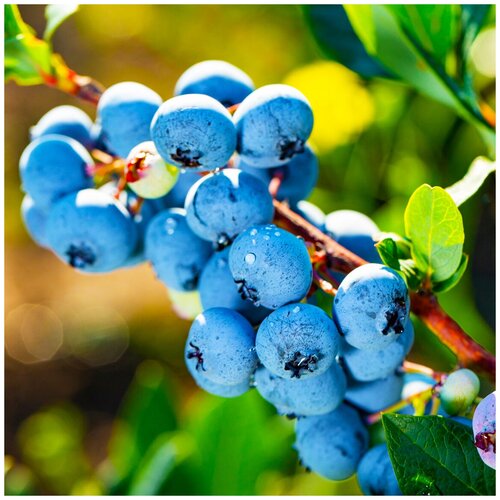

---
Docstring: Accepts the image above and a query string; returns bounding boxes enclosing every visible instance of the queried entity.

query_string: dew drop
[165,217,177,235]
[250,229,258,236]
[263,235,270,241]
[252,239,257,245]
[293,306,300,313]
[274,231,281,237]
[245,253,256,265]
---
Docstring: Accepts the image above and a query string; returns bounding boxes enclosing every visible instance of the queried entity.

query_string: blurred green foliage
[4,4,495,495]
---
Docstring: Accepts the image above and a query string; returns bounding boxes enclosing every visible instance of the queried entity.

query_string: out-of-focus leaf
[460,5,492,61]
[303,5,390,78]
[108,361,178,487]
[404,184,464,282]
[187,389,294,495]
[44,4,79,42]
[127,432,194,495]
[432,253,469,294]
[446,156,496,207]
[383,414,495,495]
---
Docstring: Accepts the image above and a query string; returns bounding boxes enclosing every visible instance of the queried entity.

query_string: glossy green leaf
[383,414,495,495]
[446,157,496,207]
[404,184,464,282]
[432,253,469,294]
[44,4,79,42]
[375,238,401,270]
[303,5,390,78]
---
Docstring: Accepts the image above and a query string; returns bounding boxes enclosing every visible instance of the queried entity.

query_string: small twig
[268,170,284,198]
[312,269,337,296]
[402,360,445,382]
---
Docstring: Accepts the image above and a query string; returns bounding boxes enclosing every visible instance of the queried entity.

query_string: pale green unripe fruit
[126,141,179,199]
[440,368,480,416]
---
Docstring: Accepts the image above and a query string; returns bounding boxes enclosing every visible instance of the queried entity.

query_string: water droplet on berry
[250,229,257,236]
[251,239,256,245]
[263,235,270,241]
[274,231,281,237]
[245,253,256,265]
[165,217,177,235]
[293,306,300,313]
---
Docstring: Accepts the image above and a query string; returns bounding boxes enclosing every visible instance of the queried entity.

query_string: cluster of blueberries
[19,60,494,487]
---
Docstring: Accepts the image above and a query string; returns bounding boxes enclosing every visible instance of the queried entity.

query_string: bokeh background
[4,4,496,495]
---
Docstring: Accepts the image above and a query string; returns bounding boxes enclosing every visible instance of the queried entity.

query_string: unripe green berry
[440,368,480,416]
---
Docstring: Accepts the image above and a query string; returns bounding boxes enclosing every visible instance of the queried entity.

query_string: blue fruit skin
[185,169,274,244]
[21,195,50,248]
[357,444,401,495]
[333,264,410,351]
[325,210,382,263]
[199,247,270,325]
[145,208,213,291]
[174,60,254,107]
[255,362,346,417]
[46,189,138,273]
[233,84,314,167]
[294,404,369,481]
[342,319,414,382]
[152,171,200,210]
[19,135,94,210]
[97,82,162,158]
[185,307,258,386]
[30,105,94,149]
[151,94,237,171]
[295,200,326,231]
[238,144,319,205]
[345,373,404,413]
[256,303,340,380]
[229,224,312,309]
[190,368,250,398]
[90,122,116,155]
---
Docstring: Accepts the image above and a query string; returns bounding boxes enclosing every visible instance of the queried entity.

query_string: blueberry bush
[4,4,496,495]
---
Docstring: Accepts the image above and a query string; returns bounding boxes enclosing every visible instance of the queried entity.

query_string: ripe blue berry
[19,135,94,210]
[185,307,258,386]
[440,368,480,416]
[45,188,138,273]
[153,170,200,209]
[254,361,346,417]
[145,208,213,291]
[185,169,274,245]
[294,200,326,231]
[189,367,250,398]
[333,264,410,351]
[357,444,401,495]
[472,391,496,469]
[97,81,162,157]
[198,246,270,325]
[325,210,382,263]
[229,224,312,309]
[256,303,340,379]
[174,60,254,107]
[294,404,369,480]
[151,94,236,171]
[20,195,50,248]
[30,105,94,149]
[233,84,314,167]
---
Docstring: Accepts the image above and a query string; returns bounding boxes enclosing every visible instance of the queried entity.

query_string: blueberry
[19,135,94,210]
[125,141,179,199]
[256,303,340,379]
[472,391,496,469]
[185,169,274,245]
[46,188,138,273]
[20,195,50,248]
[185,307,258,386]
[199,246,271,325]
[189,368,250,398]
[145,208,213,291]
[152,170,200,209]
[233,84,314,167]
[238,144,319,205]
[333,264,410,351]
[151,94,236,171]
[440,368,480,416]
[345,373,404,413]
[294,404,369,481]
[294,200,326,231]
[342,319,413,382]
[357,444,401,495]
[228,224,312,309]
[30,105,94,149]
[174,60,254,107]
[325,210,382,263]
[97,82,162,157]
[254,361,346,416]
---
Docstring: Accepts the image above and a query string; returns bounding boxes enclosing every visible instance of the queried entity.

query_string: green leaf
[383,414,495,495]
[44,4,79,42]
[399,259,424,290]
[432,253,469,294]
[388,5,460,65]
[303,5,390,78]
[404,184,464,282]
[446,157,496,207]
[375,238,401,270]
[127,433,193,495]
[460,5,492,62]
